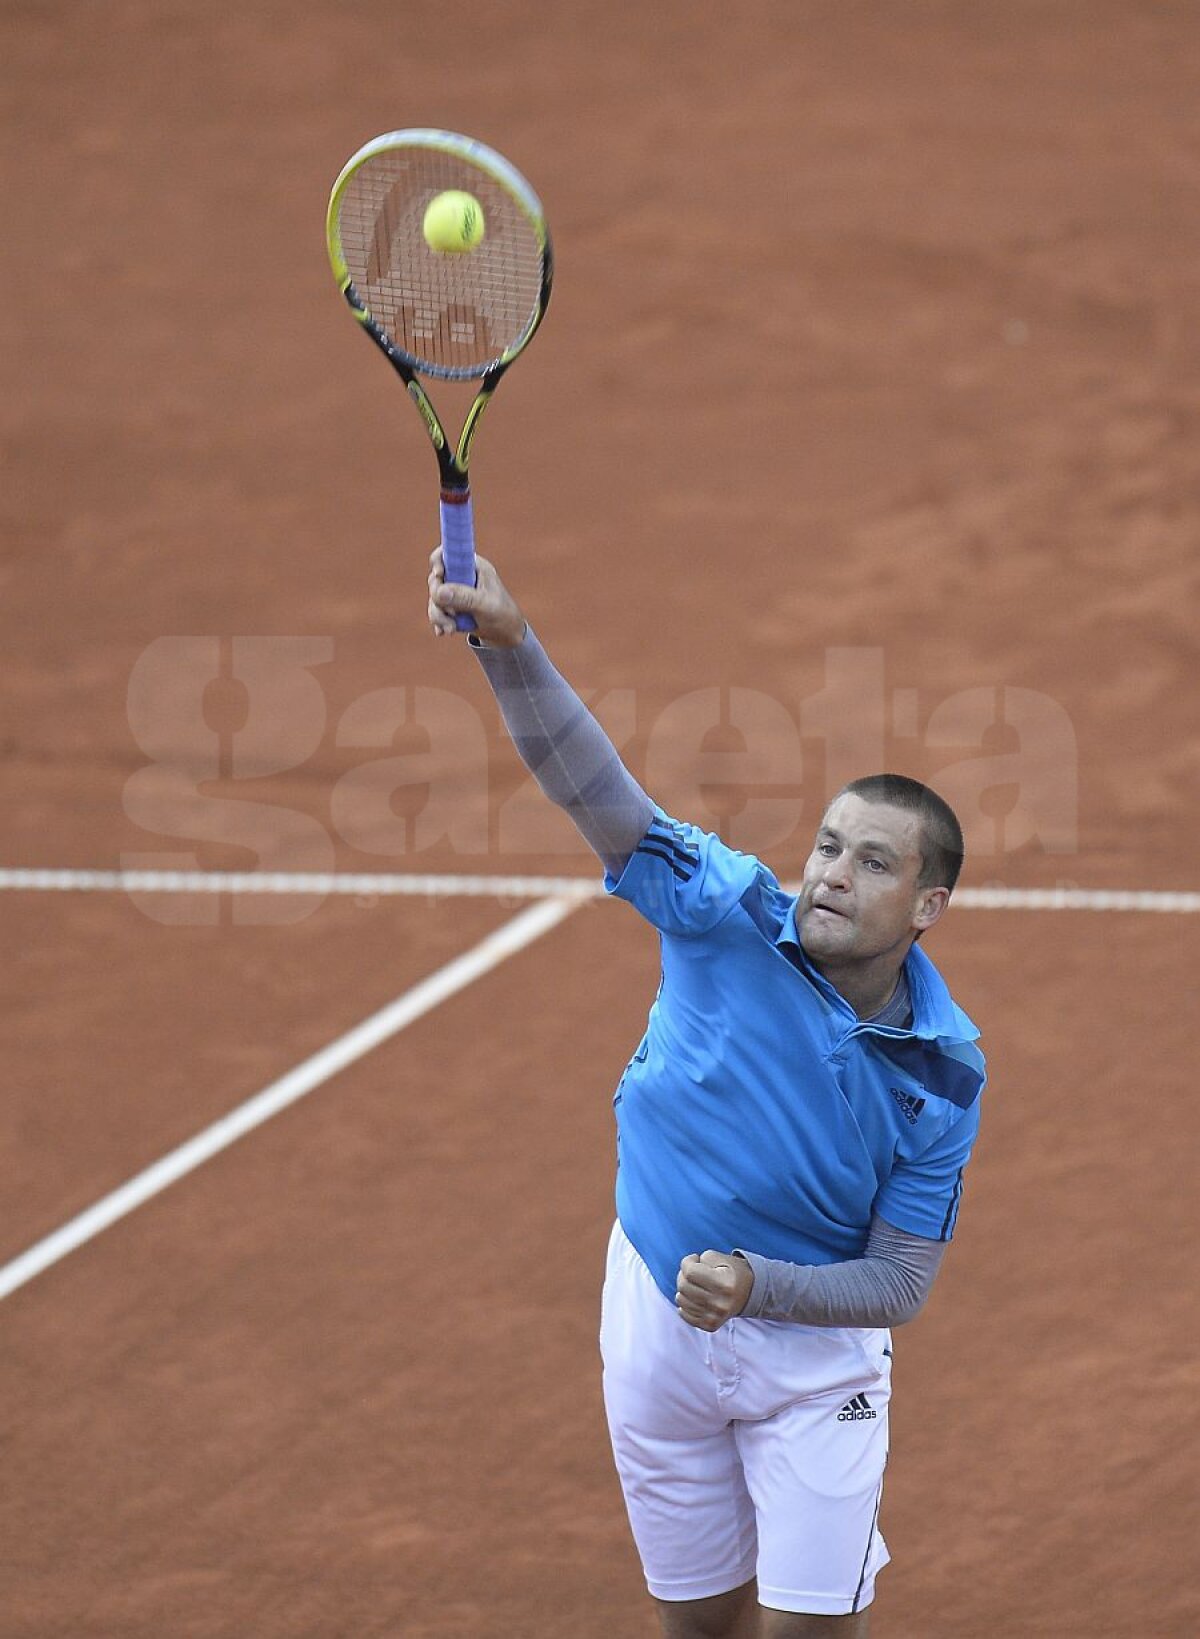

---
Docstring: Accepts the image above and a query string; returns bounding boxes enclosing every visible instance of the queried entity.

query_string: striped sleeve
[605,812,760,936]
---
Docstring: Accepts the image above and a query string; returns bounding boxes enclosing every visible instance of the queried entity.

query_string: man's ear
[912,884,950,934]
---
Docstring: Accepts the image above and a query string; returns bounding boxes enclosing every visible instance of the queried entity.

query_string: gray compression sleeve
[735,1213,947,1328]
[470,627,654,877]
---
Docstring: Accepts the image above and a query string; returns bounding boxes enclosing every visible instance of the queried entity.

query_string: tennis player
[429,553,987,1639]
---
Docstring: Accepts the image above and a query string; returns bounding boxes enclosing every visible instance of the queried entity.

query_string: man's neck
[816,951,910,1021]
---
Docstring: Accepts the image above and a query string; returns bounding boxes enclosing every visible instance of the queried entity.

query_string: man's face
[797,793,941,969]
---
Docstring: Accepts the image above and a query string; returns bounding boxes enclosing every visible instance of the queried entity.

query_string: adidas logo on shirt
[889,1086,926,1125]
[837,1393,877,1422]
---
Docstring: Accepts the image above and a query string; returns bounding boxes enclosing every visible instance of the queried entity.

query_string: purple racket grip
[439,491,477,633]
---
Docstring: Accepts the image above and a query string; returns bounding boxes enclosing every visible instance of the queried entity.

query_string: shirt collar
[776,901,857,1016]
[778,896,805,952]
[776,893,984,1107]
[777,898,969,1043]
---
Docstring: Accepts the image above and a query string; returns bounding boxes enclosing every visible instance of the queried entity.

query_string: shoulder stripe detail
[636,842,696,881]
[940,1168,965,1240]
[645,822,699,868]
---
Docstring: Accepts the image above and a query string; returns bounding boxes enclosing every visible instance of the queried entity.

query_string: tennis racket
[326,129,553,631]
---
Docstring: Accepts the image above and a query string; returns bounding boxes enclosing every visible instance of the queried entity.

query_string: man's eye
[818,843,838,857]
[864,858,886,873]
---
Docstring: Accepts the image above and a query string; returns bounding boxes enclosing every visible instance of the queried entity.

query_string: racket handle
[439,490,477,634]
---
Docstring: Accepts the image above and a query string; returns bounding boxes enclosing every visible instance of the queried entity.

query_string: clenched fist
[428,546,526,648]
[676,1250,755,1332]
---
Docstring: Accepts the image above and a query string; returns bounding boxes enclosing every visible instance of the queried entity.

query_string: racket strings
[336,148,545,379]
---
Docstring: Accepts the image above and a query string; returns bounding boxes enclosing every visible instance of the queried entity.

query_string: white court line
[0,867,604,901]
[1,866,1199,912]
[0,894,578,1303]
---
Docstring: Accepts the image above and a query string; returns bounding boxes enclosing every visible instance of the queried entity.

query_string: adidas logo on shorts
[837,1393,877,1422]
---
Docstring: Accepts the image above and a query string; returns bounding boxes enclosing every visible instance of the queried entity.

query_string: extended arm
[429,549,654,877]
[676,1212,947,1331]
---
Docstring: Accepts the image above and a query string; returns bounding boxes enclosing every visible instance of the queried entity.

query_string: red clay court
[2,4,1198,1635]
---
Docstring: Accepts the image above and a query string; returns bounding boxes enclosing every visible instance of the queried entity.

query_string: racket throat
[456,379,498,470]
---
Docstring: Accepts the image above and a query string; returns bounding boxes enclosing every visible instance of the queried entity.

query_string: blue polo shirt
[606,812,987,1303]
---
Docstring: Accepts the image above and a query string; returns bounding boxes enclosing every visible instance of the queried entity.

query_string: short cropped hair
[836,774,964,892]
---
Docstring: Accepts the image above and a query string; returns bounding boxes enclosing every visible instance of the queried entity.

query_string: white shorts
[600,1221,892,1616]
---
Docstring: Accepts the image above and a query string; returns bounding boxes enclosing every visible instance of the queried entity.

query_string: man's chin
[799,907,852,953]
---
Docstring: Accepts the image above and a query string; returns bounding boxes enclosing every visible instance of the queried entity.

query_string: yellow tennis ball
[422,190,485,254]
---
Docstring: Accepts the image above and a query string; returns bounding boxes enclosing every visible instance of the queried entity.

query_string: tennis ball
[422,190,485,254]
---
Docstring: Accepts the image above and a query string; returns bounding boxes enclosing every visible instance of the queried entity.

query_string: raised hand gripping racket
[326,129,552,630]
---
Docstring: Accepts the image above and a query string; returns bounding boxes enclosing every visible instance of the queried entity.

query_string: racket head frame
[325,128,553,491]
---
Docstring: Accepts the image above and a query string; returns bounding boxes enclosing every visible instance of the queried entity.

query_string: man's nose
[821,854,851,889]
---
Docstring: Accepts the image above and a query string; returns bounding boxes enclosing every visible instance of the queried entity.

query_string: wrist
[469,619,527,651]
